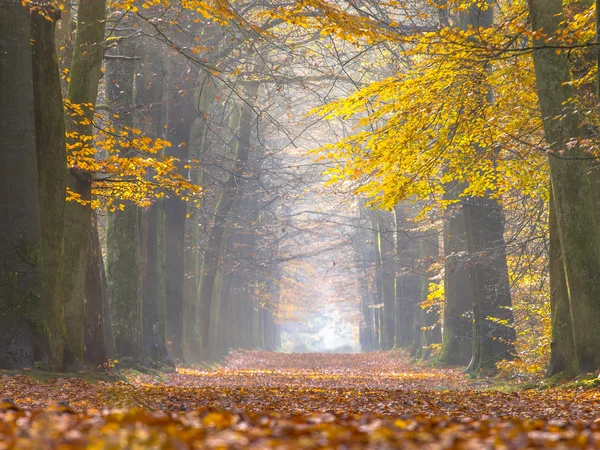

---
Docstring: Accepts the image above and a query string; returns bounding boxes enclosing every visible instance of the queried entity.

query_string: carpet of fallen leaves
[1,351,600,448]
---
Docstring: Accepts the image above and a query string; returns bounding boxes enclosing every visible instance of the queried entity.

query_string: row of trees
[0,0,287,370]
[3,0,600,380]
[306,0,600,377]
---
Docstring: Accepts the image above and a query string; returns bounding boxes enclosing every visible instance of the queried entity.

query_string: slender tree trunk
[416,236,440,360]
[198,82,258,360]
[377,212,396,350]
[134,47,171,366]
[0,0,47,369]
[63,0,106,361]
[140,200,172,366]
[529,0,600,374]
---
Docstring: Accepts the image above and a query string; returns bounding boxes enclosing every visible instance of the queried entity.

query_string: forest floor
[1,351,600,448]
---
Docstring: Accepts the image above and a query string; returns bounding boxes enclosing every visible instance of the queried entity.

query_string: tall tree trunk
[183,75,216,363]
[198,82,258,360]
[31,5,74,371]
[165,73,196,363]
[460,2,516,374]
[528,0,600,373]
[438,201,473,365]
[0,0,47,369]
[136,49,171,366]
[63,0,106,361]
[140,200,172,366]
[546,188,576,377]
[376,212,396,350]
[105,37,142,360]
[393,204,420,348]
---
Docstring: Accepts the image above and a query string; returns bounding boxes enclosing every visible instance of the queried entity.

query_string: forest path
[2,351,600,448]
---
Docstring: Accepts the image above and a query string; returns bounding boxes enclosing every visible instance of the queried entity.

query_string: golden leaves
[64,100,201,211]
[2,352,600,448]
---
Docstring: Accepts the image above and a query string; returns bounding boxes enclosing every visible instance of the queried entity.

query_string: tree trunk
[529,0,600,374]
[165,74,196,363]
[183,75,216,362]
[84,212,108,366]
[0,0,47,369]
[416,236,440,360]
[460,2,516,374]
[198,82,258,360]
[140,200,172,366]
[438,201,473,365]
[31,5,75,371]
[63,0,106,361]
[106,37,142,360]
[546,189,576,377]
[393,204,420,348]
[376,212,396,350]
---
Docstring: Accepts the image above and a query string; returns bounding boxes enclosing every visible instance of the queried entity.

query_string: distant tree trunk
[415,236,440,360]
[529,0,600,374]
[63,0,106,361]
[463,196,515,373]
[0,0,47,370]
[438,200,473,365]
[376,212,396,350]
[165,73,196,363]
[105,36,142,360]
[198,82,258,361]
[135,48,171,367]
[393,204,420,348]
[31,4,74,371]
[183,74,216,363]
[140,200,172,366]
[369,212,384,350]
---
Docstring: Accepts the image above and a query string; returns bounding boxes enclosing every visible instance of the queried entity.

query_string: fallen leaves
[1,351,600,448]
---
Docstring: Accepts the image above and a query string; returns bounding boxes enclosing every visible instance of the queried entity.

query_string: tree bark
[529,0,600,374]
[183,74,216,362]
[198,82,258,361]
[165,72,196,363]
[63,0,106,361]
[105,35,142,360]
[438,201,473,365]
[0,0,47,369]
[460,2,516,374]
[31,5,75,371]
[84,212,108,366]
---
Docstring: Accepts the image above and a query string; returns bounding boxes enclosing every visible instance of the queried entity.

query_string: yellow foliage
[64,99,201,211]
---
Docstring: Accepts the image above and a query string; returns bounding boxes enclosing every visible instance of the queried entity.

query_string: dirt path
[2,351,600,448]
